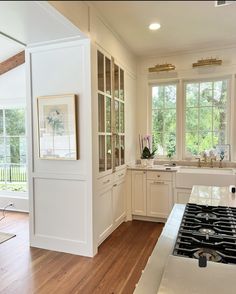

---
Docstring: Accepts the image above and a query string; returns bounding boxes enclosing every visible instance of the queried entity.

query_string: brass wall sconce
[148,63,176,73]
[192,57,222,68]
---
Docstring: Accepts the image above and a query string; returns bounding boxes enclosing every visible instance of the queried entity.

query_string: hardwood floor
[0,211,163,294]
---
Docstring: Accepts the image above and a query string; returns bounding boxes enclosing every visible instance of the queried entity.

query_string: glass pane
[152,86,164,109]
[163,109,176,133]
[0,110,3,135]
[106,97,111,133]
[115,135,120,167]
[199,107,212,131]
[105,57,111,95]
[152,110,164,133]
[120,68,124,100]
[5,109,25,136]
[97,51,104,92]
[165,85,176,108]
[199,132,213,152]
[98,94,105,132]
[213,107,227,132]
[165,132,176,158]
[115,100,119,133]
[213,80,227,107]
[152,132,164,156]
[213,131,226,146]
[121,135,125,165]
[114,64,119,98]
[186,108,198,131]
[106,135,112,170]
[0,137,4,163]
[186,83,199,107]
[19,137,27,164]
[120,102,124,133]
[185,132,199,156]
[200,82,213,106]
[6,137,20,164]
[99,135,105,172]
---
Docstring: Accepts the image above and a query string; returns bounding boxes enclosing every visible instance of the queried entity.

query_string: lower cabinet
[97,172,126,245]
[131,170,173,220]
[146,180,172,218]
[131,170,146,215]
[113,180,126,225]
[174,188,192,204]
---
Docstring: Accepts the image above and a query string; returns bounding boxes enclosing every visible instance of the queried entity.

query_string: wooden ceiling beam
[0,51,25,76]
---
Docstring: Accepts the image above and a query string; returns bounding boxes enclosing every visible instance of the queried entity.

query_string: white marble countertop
[134,204,185,294]
[189,185,236,207]
[158,255,236,294]
[127,164,179,172]
[135,186,236,294]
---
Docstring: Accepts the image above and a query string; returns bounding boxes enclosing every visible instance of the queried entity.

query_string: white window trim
[148,80,179,159]
[0,103,28,197]
[182,76,231,160]
[148,75,232,161]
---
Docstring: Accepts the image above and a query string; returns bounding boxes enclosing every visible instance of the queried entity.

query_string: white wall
[0,64,25,102]
[137,46,236,160]
[0,64,28,212]
[26,38,94,256]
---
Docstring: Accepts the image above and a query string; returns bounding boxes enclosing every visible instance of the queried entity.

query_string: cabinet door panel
[175,189,191,204]
[97,188,113,242]
[113,181,126,225]
[132,171,146,215]
[147,180,171,218]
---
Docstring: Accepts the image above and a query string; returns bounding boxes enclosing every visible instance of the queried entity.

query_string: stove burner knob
[199,255,207,268]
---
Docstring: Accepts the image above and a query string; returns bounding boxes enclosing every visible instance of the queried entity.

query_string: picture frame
[216,144,230,161]
[37,94,78,160]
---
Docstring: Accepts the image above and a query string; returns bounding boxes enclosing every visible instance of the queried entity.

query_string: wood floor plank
[0,212,163,294]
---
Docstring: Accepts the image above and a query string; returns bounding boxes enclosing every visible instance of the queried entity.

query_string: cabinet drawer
[146,171,172,182]
[113,170,126,182]
[97,174,113,191]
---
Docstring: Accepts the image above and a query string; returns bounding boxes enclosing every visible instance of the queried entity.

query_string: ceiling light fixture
[149,23,161,31]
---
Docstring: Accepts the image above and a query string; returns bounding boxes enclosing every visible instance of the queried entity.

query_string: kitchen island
[134,185,236,294]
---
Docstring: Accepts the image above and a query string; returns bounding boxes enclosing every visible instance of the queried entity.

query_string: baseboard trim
[0,195,29,212]
[132,215,166,223]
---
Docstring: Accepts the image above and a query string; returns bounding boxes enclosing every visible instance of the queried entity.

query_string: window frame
[0,99,27,197]
[148,80,179,159]
[148,76,231,161]
[182,76,231,159]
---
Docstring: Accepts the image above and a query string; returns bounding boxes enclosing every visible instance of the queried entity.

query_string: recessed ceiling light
[149,23,161,31]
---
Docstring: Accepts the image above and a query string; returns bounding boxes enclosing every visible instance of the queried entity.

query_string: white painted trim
[0,194,29,212]
[30,234,94,257]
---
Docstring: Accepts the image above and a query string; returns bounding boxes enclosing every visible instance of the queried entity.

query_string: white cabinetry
[147,180,172,218]
[97,185,113,243]
[97,170,126,245]
[113,179,126,225]
[131,170,173,220]
[132,170,146,216]
[174,188,192,204]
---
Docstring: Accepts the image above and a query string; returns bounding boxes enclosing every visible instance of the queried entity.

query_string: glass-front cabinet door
[97,50,125,174]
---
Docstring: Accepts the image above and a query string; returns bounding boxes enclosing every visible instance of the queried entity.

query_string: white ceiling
[0,34,24,63]
[91,1,236,57]
[0,1,83,46]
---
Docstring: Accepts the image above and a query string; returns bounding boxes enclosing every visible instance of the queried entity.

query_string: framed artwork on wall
[37,94,78,160]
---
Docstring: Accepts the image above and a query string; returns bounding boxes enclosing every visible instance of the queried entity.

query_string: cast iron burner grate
[173,203,236,264]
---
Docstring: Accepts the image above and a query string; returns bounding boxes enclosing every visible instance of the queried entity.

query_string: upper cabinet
[97,50,125,174]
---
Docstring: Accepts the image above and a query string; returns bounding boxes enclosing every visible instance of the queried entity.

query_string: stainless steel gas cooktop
[173,203,236,264]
